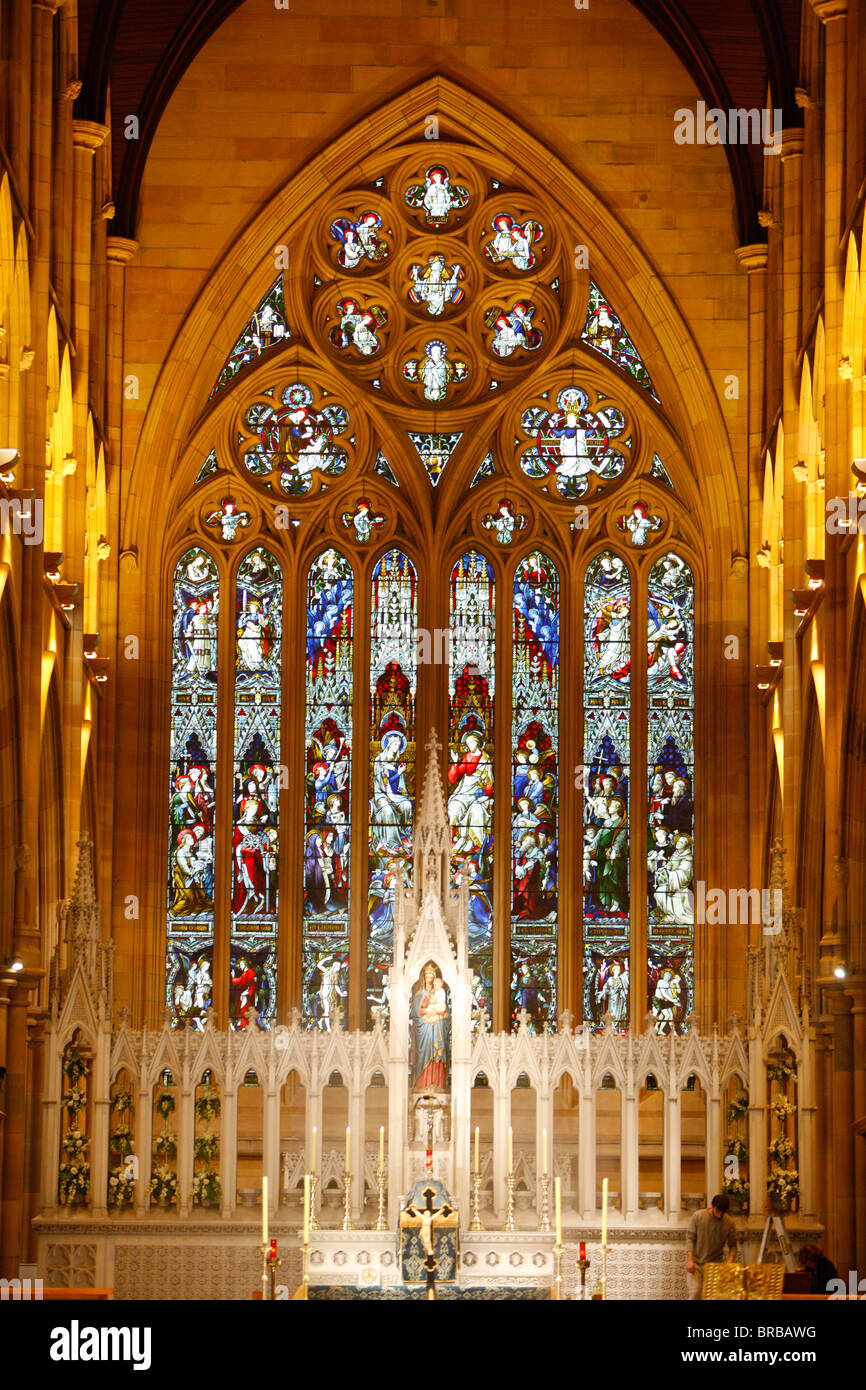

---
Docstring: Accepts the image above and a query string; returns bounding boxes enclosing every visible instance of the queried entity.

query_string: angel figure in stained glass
[403,340,468,402]
[330,211,388,268]
[236,597,273,673]
[371,730,413,852]
[204,498,251,542]
[486,301,542,357]
[408,254,465,316]
[405,167,469,226]
[598,959,629,1028]
[584,292,622,355]
[180,597,217,679]
[485,215,543,270]
[340,499,385,543]
[482,501,527,545]
[617,502,662,547]
[329,297,387,356]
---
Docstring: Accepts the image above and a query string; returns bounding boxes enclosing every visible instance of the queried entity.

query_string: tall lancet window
[448,550,495,1019]
[367,549,418,1024]
[230,547,282,1029]
[582,551,632,1032]
[165,547,219,1029]
[647,551,695,1034]
[510,550,560,1029]
[303,547,354,1028]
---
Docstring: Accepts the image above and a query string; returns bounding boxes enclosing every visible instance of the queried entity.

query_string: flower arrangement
[194,1131,219,1163]
[108,1166,135,1209]
[724,1137,747,1161]
[63,1049,88,1084]
[63,1129,90,1158]
[110,1125,134,1157]
[767,1056,796,1083]
[154,1131,177,1159]
[725,1093,749,1125]
[722,1177,749,1204]
[58,1162,90,1203]
[191,1169,221,1206]
[155,1090,176,1120]
[195,1087,220,1122]
[770,1095,795,1122]
[62,1087,85,1119]
[111,1090,133,1116]
[148,1166,178,1204]
[766,1167,799,1207]
[768,1136,796,1164]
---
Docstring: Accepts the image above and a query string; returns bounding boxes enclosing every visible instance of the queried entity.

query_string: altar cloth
[307,1284,550,1301]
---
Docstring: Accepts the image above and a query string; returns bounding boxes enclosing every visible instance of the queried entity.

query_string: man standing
[686,1194,737,1299]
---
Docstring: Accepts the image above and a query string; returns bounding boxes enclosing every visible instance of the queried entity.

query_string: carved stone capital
[71,120,109,153]
[106,237,139,266]
[735,243,768,274]
[809,0,847,22]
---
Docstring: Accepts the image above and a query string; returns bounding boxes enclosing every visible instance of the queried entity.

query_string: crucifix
[405,1184,456,1301]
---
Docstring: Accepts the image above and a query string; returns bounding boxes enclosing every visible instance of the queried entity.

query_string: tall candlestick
[555,1175,562,1246]
[379,1125,385,1170]
[474,1126,480,1173]
[345,1125,351,1172]
[542,1127,548,1175]
[262,1175,268,1245]
[311,1125,317,1173]
[508,1126,513,1173]
[601,1177,608,1245]
[303,1173,310,1245]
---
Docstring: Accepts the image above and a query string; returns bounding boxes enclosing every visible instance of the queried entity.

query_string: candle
[262,1174,268,1245]
[555,1176,562,1246]
[508,1126,513,1173]
[379,1125,385,1171]
[303,1173,310,1245]
[311,1125,317,1174]
[601,1177,608,1246]
[474,1126,479,1173]
[542,1127,548,1176]
[579,1240,586,1261]
[345,1125,351,1172]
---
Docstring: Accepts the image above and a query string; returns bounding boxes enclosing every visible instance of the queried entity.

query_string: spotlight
[834,964,847,980]
[5,956,23,973]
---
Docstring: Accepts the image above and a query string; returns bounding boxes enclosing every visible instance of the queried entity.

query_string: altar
[35,735,821,1301]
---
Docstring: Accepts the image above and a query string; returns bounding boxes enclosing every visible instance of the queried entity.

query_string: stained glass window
[367,550,419,1023]
[166,548,219,1030]
[581,282,658,399]
[210,276,288,398]
[230,548,282,1030]
[303,548,354,1028]
[448,551,495,1020]
[518,387,628,498]
[510,551,559,1030]
[647,552,695,1034]
[583,551,631,1032]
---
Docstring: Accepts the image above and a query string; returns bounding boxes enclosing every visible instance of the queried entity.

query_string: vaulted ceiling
[73,0,803,243]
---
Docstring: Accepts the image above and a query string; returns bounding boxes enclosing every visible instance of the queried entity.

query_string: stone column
[134,1079,152,1217]
[621,1082,639,1219]
[829,993,854,1271]
[23,1011,46,1259]
[0,984,34,1276]
[849,987,866,1270]
[177,1075,194,1219]
[663,1089,682,1218]
[262,1071,280,1230]
[220,1083,238,1218]
[706,1088,722,1205]
[578,1086,596,1219]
